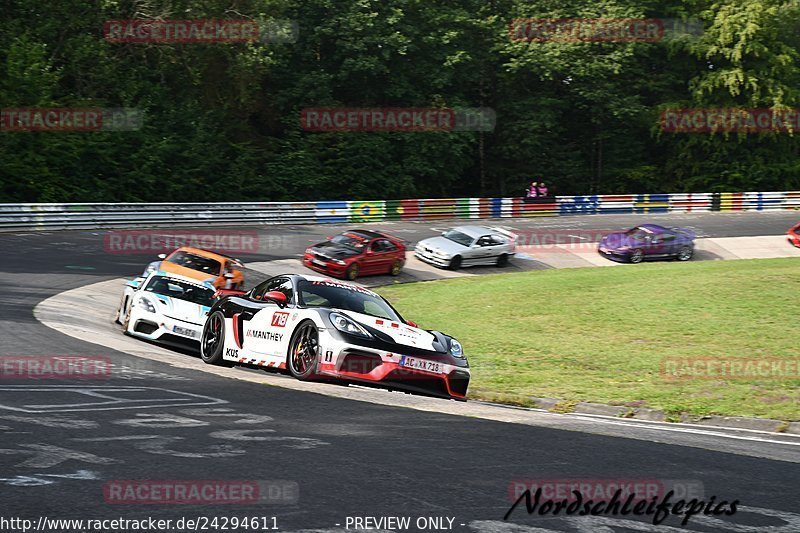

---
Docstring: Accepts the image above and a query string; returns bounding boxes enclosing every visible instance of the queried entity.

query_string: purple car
[598,224,696,264]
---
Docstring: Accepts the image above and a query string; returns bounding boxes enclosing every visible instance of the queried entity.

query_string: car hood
[149,294,211,325]
[310,242,362,259]
[159,262,220,285]
[337,310,438,351]
[416,236,466,256]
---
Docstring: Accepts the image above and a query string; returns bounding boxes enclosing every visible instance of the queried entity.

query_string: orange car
[788,222,800,248]
[143,247,245,290]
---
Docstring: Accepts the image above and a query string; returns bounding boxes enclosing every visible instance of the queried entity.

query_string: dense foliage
[1,0,799,202]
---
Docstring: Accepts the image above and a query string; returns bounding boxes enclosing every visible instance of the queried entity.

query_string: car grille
[448,370,470,397]
[134,320,158,335]
[341,351,382,374]
[383,369,449,397]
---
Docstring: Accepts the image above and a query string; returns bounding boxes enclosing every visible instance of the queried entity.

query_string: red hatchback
[788,222,800,248]
[303,229,407,280]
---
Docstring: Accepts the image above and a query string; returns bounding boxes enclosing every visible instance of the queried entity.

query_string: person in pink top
[537,182,549,198]
[526,181,539,198]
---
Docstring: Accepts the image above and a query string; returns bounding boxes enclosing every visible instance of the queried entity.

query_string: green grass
[377,258,800,421]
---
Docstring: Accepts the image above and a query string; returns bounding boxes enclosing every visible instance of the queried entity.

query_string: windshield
[144,276,215,307]
[297,279,401,321]
[442,229,474,247]
[330,233,367,250]
[165,251,222,276]
[625,227,649,240]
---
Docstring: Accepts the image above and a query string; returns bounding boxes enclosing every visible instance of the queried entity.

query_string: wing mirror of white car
[157,253,167,260]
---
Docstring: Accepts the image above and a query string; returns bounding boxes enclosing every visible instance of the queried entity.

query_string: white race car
[199,274,470,400]
[116,271,218,346]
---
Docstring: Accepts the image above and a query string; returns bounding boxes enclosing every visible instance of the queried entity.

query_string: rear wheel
[201,311,228,365]
[448,255,462,270]
[389,260,402,276]
[629,249,644,264]
[345,263,359,280]
[676,246,693,261]
[288,321,320,380]
[496,253,509,267]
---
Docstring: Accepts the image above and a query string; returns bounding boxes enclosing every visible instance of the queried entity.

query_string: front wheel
[288,321,320,380]
[676,246,693,261]
[629,249,644,264]
[115,295,128,324]
[201,311,228,365]
[448,255,462,270]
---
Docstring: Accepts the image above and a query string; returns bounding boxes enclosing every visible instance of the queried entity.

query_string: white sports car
[116,271,217,345]
[199,274,470,400]
[414,225,517,269]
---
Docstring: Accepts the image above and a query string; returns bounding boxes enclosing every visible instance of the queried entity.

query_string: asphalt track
[1,210,800,532]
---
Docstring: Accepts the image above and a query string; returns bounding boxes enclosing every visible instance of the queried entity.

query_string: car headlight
[329,312,372,338]
[332,259,346,265]
[305,248,313,254]
[450,338,464,357]
[137,296,156,313]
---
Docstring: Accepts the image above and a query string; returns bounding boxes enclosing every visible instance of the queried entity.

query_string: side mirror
[366,249,374,255]
[406,320,418,328]
[157,253,167,260]
[263,291,288,308]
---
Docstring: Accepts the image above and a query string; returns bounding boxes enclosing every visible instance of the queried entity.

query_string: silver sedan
[414,225,517,270]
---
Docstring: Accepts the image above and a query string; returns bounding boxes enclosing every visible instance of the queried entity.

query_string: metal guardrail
[0,192,798,231]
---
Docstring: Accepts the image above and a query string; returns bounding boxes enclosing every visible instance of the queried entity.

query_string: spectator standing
[537,182,549,198]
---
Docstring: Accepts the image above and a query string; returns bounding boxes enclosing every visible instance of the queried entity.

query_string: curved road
[1,210,799,532]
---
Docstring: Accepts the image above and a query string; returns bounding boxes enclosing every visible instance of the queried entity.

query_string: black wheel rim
[202,314,222,357]
[291,324,318,375]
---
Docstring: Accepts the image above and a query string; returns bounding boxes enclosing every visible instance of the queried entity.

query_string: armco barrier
[0,191,797,231]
